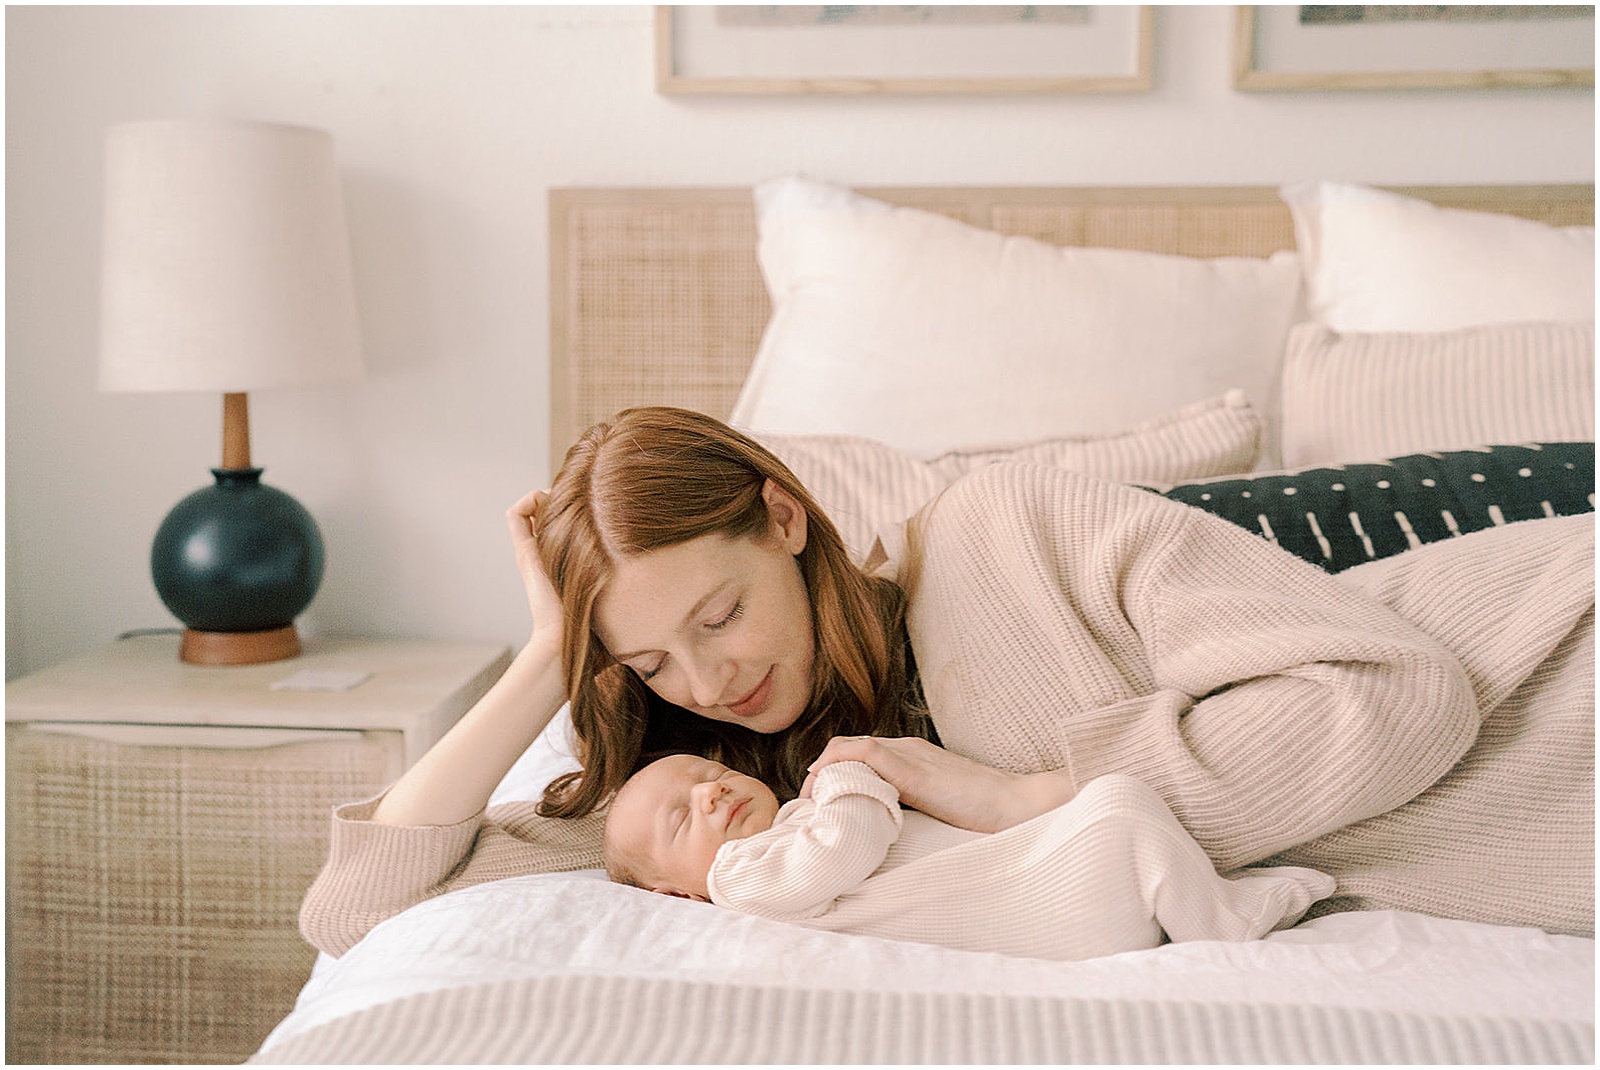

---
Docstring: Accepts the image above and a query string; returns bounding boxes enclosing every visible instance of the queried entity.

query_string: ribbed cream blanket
[299,465,1593,958]
[906,465,1593,936]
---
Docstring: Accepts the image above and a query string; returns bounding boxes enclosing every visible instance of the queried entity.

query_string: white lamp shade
[98,119,365,393]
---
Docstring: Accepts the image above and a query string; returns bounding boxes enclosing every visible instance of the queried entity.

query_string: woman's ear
[761,479,808,555]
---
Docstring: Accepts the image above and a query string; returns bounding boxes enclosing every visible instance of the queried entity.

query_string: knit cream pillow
[759,392,1262,561]
[1280,321,1596,468]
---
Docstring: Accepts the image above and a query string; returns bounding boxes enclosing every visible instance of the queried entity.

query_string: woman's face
[592,481,815,734]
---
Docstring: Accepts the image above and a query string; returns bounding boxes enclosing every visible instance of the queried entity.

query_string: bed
[253,179,1595,1064]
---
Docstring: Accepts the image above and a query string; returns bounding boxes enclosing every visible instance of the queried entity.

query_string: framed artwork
[655,5,1153,95]
[1234,5,1595,91]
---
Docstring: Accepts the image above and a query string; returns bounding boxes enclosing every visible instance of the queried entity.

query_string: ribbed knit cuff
[812,761,904,830]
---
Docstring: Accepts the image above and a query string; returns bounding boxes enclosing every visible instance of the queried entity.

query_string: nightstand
[5,633,511,1065]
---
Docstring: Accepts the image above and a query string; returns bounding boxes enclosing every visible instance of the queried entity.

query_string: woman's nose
[683,654,734,708]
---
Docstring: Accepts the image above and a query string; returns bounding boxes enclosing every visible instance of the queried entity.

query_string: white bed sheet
[261,861,1595,1057]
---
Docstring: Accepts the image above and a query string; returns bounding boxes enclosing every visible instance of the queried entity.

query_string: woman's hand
[506,489,565,654]
[804,735,1076,834]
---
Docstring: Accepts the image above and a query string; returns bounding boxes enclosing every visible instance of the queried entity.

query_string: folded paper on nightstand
[270,668,373,692]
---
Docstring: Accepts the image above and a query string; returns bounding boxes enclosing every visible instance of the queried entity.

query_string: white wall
[6,4,1593,679]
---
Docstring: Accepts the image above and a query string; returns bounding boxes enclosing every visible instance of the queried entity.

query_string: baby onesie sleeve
[707,761,903,921]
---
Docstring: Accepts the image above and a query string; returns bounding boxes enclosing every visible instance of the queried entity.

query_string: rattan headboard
[548,183,1594,472]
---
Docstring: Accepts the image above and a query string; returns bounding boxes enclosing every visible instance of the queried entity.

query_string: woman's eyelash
[639,661,664,682]
[706,601,743,631]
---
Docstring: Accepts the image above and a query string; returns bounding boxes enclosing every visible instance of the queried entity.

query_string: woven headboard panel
[548,184,1594,471]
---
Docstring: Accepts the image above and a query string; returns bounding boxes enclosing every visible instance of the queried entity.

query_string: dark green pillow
[1157,442,1595,573]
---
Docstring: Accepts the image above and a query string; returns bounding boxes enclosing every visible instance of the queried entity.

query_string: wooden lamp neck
[222,392,252,469]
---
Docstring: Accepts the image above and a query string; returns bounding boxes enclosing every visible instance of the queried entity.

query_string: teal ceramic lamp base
[151,466,325,666]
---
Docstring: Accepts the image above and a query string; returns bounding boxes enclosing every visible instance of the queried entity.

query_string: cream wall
[6,4,1593,678]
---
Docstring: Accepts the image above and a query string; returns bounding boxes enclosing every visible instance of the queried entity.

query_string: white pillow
[732,176,1302,465]
[759,391,1262,561]
[1280,320,1596,468]
[1280,181,1595,333]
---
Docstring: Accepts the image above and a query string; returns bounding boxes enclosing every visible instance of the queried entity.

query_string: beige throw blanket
[908,465,1593,936]
[299,465,1594,958]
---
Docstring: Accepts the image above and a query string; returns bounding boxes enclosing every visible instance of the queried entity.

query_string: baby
[602,752,1335,962]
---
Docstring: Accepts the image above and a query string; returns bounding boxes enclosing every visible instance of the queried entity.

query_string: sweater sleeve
[706,761,902,920]
[909,463,1479,871]
[297,792,606,957]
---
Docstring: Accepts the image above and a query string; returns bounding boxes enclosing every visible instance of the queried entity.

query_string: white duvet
[260,861,1595,1057]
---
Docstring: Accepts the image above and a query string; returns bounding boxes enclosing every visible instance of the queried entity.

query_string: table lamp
[98,119,365,665]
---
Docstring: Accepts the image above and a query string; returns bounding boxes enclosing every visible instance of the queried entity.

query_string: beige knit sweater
[707,761,1333,960]
[299,465,1594,957]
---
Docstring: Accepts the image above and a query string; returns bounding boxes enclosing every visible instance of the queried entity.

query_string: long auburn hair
[534,406,925,818]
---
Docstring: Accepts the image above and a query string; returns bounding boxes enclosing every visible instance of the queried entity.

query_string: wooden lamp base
[179,625,302,666]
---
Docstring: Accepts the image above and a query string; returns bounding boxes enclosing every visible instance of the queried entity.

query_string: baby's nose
[692,779,728,810]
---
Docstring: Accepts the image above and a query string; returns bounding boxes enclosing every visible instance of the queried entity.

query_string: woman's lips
[726,668,774,718]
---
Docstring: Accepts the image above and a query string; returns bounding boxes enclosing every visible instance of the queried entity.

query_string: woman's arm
[805,735,1074,834]
[300,490,605,956]
[891,464,1479,870]
[374,489,568,826]
[371,638,566,826]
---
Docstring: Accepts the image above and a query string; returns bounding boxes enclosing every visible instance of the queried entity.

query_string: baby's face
[606,753,781,901]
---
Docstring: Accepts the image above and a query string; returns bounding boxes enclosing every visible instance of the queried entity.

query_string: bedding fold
[250,972,1595,1065]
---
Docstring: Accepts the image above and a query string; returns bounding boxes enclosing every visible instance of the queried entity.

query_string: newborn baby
[602,753,1334,961]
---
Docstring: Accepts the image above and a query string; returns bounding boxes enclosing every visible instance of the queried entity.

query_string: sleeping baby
[602,752,1335,962]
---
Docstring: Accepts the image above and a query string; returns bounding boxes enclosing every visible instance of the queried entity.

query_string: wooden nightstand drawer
[5,722,404,1064]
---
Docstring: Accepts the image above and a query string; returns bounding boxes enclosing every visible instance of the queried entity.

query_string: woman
[301,407,1594,957]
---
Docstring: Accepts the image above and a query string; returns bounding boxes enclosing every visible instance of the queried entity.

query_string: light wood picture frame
[1234,5,1595,91]
[655,5,1153,95]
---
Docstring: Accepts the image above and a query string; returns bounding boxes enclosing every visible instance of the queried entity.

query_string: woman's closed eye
[705,600,743,631]
[631,601,743,682]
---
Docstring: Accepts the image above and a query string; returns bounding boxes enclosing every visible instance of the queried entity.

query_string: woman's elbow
[1329,645,1480,817]
[1390,646,1479,781]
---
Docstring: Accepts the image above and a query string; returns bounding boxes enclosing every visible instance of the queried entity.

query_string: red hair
[534,407,924,818]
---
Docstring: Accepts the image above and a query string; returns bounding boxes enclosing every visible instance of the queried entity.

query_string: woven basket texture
[6,724,396,1064]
